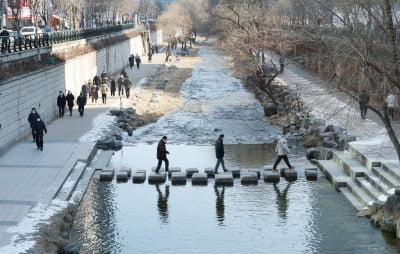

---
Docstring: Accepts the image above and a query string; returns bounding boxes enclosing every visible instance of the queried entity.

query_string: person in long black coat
[155,136,170,173]
[33,116,47,151]
[56,91,66,117]
[28,108,40,142]
[214,134,228,173]
[129,55,135,69]
[110,77,116,96]
[91,84,98,103]
[135,55,141,69]
[66,91,75,116]
[77,92,87,117]
[124,78,132,98]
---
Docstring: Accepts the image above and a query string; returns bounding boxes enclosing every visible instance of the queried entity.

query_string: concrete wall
[0,31,155,152]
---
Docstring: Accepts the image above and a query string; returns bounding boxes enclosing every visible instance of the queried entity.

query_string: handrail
[0,23,136,55]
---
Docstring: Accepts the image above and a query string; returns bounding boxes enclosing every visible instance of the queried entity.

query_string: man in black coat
[214,134,228,173]
[57,91,66,117]
[33,116,47,151]
[77,92,87,117]
[66,91,75,116]
[129,54,135,69]
[28,108,40,142]
[135,55,141,69]
[93,74,101,87]
[155,136,170,173]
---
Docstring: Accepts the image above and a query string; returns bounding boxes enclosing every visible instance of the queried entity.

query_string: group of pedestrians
[154,130,295,174]
[27,108,47,151]
[56,90,87,118]
[359,90,399,120]
[129,54,142,70]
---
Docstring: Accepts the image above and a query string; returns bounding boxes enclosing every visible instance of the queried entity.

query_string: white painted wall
[0,32,154,151]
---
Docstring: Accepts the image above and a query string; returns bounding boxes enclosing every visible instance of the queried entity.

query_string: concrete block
[263,170,280,183]
[101,167,115,177]
[99,172,113,182]
[120,167,132,177]
[171,172,187,185]
[204,168,215,178]
[229,169,241,178]
[241,172,259,185]
[148,172,166,184]
[305,167,318,181]
[248,169,261,179]
[282,168,298,181]
[192,173,208,185]
[132,170,146,183]
[116,171,129,182]
[186,168,199,178]
[168,167,181,178]
[215,172,233,186]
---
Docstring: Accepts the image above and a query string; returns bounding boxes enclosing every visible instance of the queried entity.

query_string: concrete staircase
[317,141,399,211]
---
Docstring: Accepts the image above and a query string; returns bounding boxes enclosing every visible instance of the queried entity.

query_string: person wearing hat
[214,134,228,173]
[28,108,40,142]
[0,27,9,53]
[33,116,47,151]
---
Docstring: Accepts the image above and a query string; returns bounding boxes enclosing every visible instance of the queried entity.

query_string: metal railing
[0,23,135,54]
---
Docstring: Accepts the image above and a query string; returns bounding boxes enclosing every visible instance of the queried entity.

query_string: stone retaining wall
[0,29,163,152]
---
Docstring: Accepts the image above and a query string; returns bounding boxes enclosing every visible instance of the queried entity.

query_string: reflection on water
[274,182,292,220]
[214,185,225,225]
[156,184,170,224]
[71,145,400,254]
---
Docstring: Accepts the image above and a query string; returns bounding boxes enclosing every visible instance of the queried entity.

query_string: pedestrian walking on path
[135,54,141,69]
[66,91,75,116]
[272,130,294,172]
[81,82,89,97]
[100,83,108,104]
[101,70,108,83]
[386,91,398,120]
[124,78,132,98]
[117,75,124,96]
[56,91,66,117]
[28,108,40,142]
[120,68,128,78]
[93,73,101,87]
[91,84,98,103]
[110,77,116,97]
[359,90,370,120]
[155,136,170,173]
[33,116,47,151]
[129,54,135,69]
[214,134,228,173]
[77,92,87,117]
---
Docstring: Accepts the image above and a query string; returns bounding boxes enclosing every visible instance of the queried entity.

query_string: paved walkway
[0,47,168,251]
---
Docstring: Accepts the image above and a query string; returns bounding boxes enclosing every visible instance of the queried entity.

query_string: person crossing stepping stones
[214,134,228,173]
[272,130,295,172]
[155,136,170,173]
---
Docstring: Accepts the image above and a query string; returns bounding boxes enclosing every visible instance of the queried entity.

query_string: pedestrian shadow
[214,185,225,226]
[273,182,292,219]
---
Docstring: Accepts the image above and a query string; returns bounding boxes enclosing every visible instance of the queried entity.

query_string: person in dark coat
[155,136,170,173]
[77,92,87,117]
[135,55,141,69]
[120,68,128,78]
[148,52,152,63]
[214,134,228,173]
[56,91,66,117]
[129,54,135,69]
[81,83,89,97]
[66,91,74,116]
[117,75,124,96]
[91,84,98,103]
[359,90,370,120]
[124,78,132,98]
[93,74,101,87]
[28,108,40,142]
[100,70,108,83]
[33,116,47,151]
[110,77,116,96]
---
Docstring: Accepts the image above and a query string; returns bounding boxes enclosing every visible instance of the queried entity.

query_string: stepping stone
[215,172,233,186]
[116,171,129,182]
[168,167,181,178]
[229,169,241,178]
[171,172,187,185]
[102,167,115,176]
[204,168,215,178]
[305,167,318,181]
[132,170,146,183]
[186,168,199,178]
[148,172,166,184]
[99,171,113,181]
[282,168,298,181]
[263,170,280,183]
[248,169,262,179]
[120,167,132,177]
[192,173,208,185]
[241,172,259,185]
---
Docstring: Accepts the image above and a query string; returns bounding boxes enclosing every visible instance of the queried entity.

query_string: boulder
[320,131,337,141]
[323,140,338,149]
[264,103,278,116]
[333,125,346,134]
[64,242,80,254]
[384,195,400,217]
[337,135,356,151]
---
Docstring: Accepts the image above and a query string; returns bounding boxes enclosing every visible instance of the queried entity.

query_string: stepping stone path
[241,172,259,185]
[168,167,181,178]
[204,168,215,178]
[116,171,129,182]
[186,168,199,178]
[100,168,115,182]
[215,172,234,185]
[281,168,298,181]
[132,170,146,183]
[148,171,167,184]
[171,172,187,185]
[264,170,280,183]
[192,173,208,185]
[305,167,318,181]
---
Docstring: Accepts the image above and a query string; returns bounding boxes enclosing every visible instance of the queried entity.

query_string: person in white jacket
[272,130,295,172]
[386,92,398,120]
